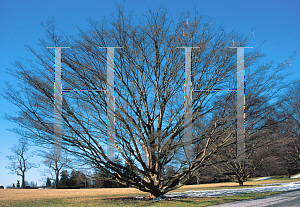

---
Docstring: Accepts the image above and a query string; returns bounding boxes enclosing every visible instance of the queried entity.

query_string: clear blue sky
[0,0,299,188]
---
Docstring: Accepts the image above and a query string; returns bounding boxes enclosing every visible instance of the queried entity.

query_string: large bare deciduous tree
[3,8,289,197]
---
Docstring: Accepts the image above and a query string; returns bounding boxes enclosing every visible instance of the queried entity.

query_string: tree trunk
[239,180,244,186]
[236,175,244,186]
[22,172,25,189]
[55,170,59,189]
[149,186,164,198]
[197,175,200,184]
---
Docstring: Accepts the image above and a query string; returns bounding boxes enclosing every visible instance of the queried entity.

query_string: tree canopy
[2,8,293,197]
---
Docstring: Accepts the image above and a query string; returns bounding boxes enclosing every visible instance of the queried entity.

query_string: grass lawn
[1,177,299,206]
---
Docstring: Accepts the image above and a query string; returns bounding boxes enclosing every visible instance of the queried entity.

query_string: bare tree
[3,8,291,197]
[193,53,294,185]
[39,150,72,189]
[6,139,37,189]
[285,80,300,158]
[274,80,300,176]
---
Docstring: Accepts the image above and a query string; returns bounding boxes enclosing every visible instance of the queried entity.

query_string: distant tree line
[46,168,128,189]
[57,170,88,189]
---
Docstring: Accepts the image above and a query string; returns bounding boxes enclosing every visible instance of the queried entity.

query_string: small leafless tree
[6,139,37,189]
[39,150,72,189]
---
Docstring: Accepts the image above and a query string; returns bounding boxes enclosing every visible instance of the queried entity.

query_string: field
[1,178,299,206]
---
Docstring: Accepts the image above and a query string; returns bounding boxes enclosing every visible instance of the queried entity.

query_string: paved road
[209,189,300,207]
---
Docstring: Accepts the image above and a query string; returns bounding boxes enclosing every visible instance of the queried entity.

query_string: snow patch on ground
[291,174,300,178]
[253,177,273,181]
[163,181,300,198]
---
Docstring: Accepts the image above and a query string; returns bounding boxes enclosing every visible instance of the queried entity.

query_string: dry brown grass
[1,178,299,203]
[0,188,148,202]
